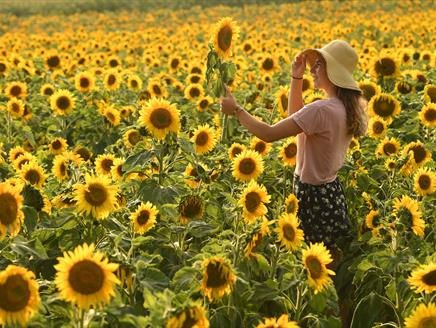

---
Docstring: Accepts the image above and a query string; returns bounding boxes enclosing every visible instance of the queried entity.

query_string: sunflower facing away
[407,261,436,294]
[276,212,304,252]
[50,89,75,115]
[413,167,435,196]
[279,138,298,166]
[238,180,271,223]
[54,243,120,309]
[232,149,264,182]
[403,303,436,328]
[302,243,335,294]
[138,98,180,140]
[211,17,240,59]
[392,195,425,237]
[201,257,236,301]
[130,202,159,235]
[0,265,40,326]
[191,124,217,155]
[74,174,118,220]
[256,314,300,328]
[179,195,204,224]
[165,303,209,328]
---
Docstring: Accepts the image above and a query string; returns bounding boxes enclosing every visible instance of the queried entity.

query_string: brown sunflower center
[68,259,104,295]
[239,158,255,175]
[205,262,227,288]
[190,76,201,84]
[152,85,162,95]
[11,102,21,113]
[397,82,411,94]
[262,58,274,71]
[285,143,297,158]
[47,56,60,68]
[109,59,118,67]
[0,193,18,225]
[410,145,427,164]
[244,43,252,52]
[421,269,436,286]
[44,87,54,96]
[101,159,114,172]
[84,183,108,206]
[424,108,435,122]
[418,175,431,190]
[254,142,266,154]
[280,94,288,111]
[286,200,296,214]
[361,84,376,101]
[306,255,323,279]
[0,274,30,312]
[76,147,91,161]
[179,308,199,328]
[52,140,62,150]
[171,58,179,69]
[231,147,243,158]
[80,77,90,88]
[418,317,436,328]
[375,58,396,76]
[107,74,116,86]
[195,131,209,146]
[383,142,396,155]
[17,158,30,170]
[0,63,6,72]
[106,112,116,122]
[25,169,41,185]
[371,214,381,227]
[10,85,22,97]
[373,98,395,117]
[128,131,141,145]
[130,80,138,88]
[245,192,261,213]
[137,210,150,225]
[283,223,295,241]
[372,121,385,134]
[56,96,71,110]
[150,108,172,129]
[427,87,436,103]
[60,162,67,176]
[189,87,200,98]
[199,99,209,109]
[217,25,232,52]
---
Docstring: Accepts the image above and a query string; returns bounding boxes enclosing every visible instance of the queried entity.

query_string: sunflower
[125,74,142,91]
[184,163,210,188]
[284,193,299,215]
[413,167,435,196]
[6,98,24,118]
[305,91,325,104]
[0,182,24,238]
[232,149,264,182]
[49,137,68,155]
[384,158,397,172]
[419,103,436,128]
[74,174,118,220]
[191,124,217,155]
[275,85,289,118]
[186,73,203,85]
[74,71,95,93]
[259,55,279,75]
[0,265,40,326]
[371,55,400,79]
[0,60,8,75]
[19,162,46,188]
[367,117,388,138]
[358,79,380,102]
[403,303,436,328]
[423,84,436,104]
[94,154,115,176]
[147,80,168,98]
[395,80,413,95]
[130,201,158,235]
[211,17,240,59]
[166,303,209,328]
[123,129,143,148]
[103,69,121,91]
[52,151,83,181]
[256,314,300,328]
[407,262,436,294]
[168,55,183,72]
[184,83,204,101]
[402,141,431,173]
[238,181,271,223]
[276,212,304,252]
[74,145,92,162]
[45,52,62,70]
[279,137,298,166]
[201,257,236,301]
[103,106,121,126]
[368,93,401,122]
[244,218,271,258]
[197,96,214,112]
[138,98,180,140]
[5,81,27,99]
[110,158,125,181]
[107,55,121,68]
[375,137,401,157]
[302,243,335,294]
[250,137,271,157]
[179,195,204,224]
[8,146,27,163]
[40,83,55,96]
[365,209,381,230]
[50,89,75,115]
[12,153,36,171]
[392,195,425,237]
[54,243,120,309]
[228,143,246,160]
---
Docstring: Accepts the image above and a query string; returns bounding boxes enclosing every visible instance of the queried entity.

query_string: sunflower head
[232,149,264,182]
[49,137,68,155]
[250,137,271,156]
[75,71,95,93]
[276,212,304,252]
[178,195,204,224]
[375,137,400,158]
[285,193,299,215]
[368,93,401,121]
[238,180,271,223]
[228,143,246,160]
[280,138,298,166]
[371,55,399,79]
[165,304,209,328]
[0,182,24,238]
[368,117,388,138]
[191,124,217,155]
[201,257,236,301]
[301,243,335,294]
[358,80,381,102]
[414,167,435,196]
[50,89,75,115]
[403,303,436,328]
[211,17,240,59]
[130,202,159,235]
[423,84,436,104]
[407,262,436,294]
[392,195,425,237]
[419,103,436,128]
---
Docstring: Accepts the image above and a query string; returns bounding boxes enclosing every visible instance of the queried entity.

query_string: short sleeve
[290,101,326,135]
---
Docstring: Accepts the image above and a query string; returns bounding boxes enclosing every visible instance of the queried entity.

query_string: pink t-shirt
[290,98,352,185]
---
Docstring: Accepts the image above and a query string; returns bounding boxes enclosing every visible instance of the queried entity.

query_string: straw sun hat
[301,40,361,92]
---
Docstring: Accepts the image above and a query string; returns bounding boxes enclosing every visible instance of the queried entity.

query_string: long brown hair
[336,87,368,137]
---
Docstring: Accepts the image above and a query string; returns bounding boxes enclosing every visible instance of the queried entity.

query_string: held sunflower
[201,257,236,301]
[211,17,240,59]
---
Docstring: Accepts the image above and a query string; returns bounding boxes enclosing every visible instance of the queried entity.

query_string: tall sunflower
[130,202,158,235]
[19,162,47,188]
[191,124,217,155]
[0,265,40,326]
[0,182,24,238]
[419,103,436,128]
[179,195,204,224]
[211,17,240,59]
[368,93,401,122]
[50,89,75,115]
[74,71,95,93]
[74,174,118,220]
[256,314,300,328]
[279,138,298,166]
[201,257,236,301]
[413,167,435,196]
[275,85,289,118]
[403,303,436,328]
[49,137,68,155]
[407,262,436,294]
[375,137,401,157]
[232,149,264,182]
[165,303,209,328]
[276,213,304,252]
[392,195,425,237]
[238,181,271,223]
[284,193,299,216]
[95,154,116,176]
[250,137,271,157]
[228,142,246,160]
[302,243,335,294]
[138,98,180,140]
[54,243,120,309]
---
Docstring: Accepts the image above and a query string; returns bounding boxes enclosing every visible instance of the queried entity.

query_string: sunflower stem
[6,111,12,144]
[221,114,229,143]
[269,244,280,280]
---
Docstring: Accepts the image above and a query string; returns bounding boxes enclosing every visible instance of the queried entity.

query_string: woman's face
[310,55,330,90]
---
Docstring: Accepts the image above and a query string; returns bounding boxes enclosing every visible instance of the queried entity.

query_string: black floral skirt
[293,174,352,251]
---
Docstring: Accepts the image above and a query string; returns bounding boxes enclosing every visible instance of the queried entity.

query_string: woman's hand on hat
[220,86,239,116]
[292,53,306,79]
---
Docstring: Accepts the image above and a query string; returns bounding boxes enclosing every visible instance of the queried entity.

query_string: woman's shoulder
[305,98,341,110]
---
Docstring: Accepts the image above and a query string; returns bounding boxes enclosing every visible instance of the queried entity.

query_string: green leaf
[350,292,383,328]
[123,150,155,173]
[136,264,169,292]
[309,292,327,312]
[171,266,198,292]
[23,206,38,234]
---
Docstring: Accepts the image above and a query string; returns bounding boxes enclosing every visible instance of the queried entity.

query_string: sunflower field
[0,0,435,327]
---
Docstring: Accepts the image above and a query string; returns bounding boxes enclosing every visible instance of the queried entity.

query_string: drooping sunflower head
[228,143,246,160]
[392,195,425,237]
[211,17,240,59]
[5,81,27,99]
[375,137,401,158]
[95,154,116,176]
[395,80,413,95]
[276,212,304,252]
[413,167,435,196]
[279,137,298,166]
[50,89,75,115]
[54,243,120,309]
[190,124,217,155]
[367,117,388,139]
[49,137,68,155]
[371,55,400,79]
[138,98,180,140]
[74,71,95,93]
[250,137,271,157]
[284,193,299,215]
[232,149,264,182]
[165,303,209,328]
[423,84,436,104]
[178,195,204,224]
[358,79,381,102]
[0,182,24,238]
[368,93,401,121]
[419,103,436,128]
[201,257,236,301]
[403,303,436,328]
[130,201,159,235]
[407,262,436,295]
[238,180,271,223]
[0,265,40,326]
[402,141,431,170]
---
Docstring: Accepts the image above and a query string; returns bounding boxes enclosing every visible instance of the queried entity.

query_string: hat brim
[301,48,361,92]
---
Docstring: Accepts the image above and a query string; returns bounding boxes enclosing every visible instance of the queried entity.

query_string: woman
[220,39,367,327]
